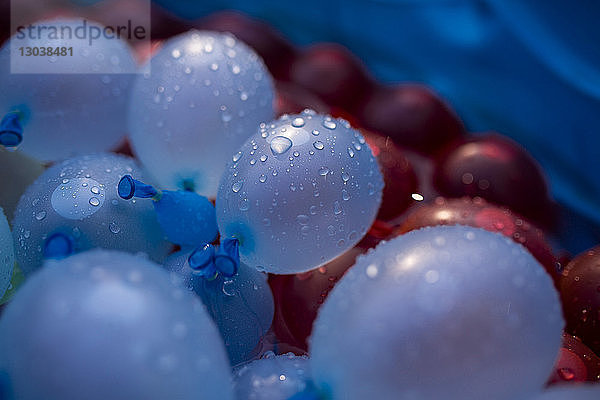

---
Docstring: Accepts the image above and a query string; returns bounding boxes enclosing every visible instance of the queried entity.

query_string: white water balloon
[216,110,383,274]
[164,248,274,366]
[128,30,274,196]
[310,225,563,400]
[12,153,171,275]
[0,19,136,161]
[0,249,233,400]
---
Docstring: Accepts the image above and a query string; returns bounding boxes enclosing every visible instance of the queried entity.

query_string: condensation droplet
[292,117,305,128]
[323,119,336,130]
[334,201,342,215]
[271,136,293,155]
[232,181,244,193]
[109,222,120,234]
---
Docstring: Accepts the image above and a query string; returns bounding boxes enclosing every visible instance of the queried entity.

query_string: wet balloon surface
[12,153,171,275]
[0,19,136,162]
[216,110,384,274]
[128,30,275,196]
[0,250,233,400]
[310,226,563,400]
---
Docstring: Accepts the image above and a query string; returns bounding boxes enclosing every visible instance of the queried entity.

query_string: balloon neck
[43,232,74,260]
[188,238,240,279]
[181,178,195,192]
[118,175,161,201]
[0,112,24,147]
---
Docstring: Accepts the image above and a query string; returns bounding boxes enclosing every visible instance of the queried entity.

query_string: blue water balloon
[0,249,233,400]
[128,30,275,196]
[216,110,384,274]
[12,153,171,275]
[118,175,218,247]
[310,225,563,400]
[0,207,14,299]
[0,19,137,161]
[232,351,311,400]
[164,247,274,366]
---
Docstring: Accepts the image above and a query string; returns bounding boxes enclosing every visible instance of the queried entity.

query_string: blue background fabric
[152,0,600,252]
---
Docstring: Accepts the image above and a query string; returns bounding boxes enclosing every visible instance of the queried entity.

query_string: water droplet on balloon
[35,211,46,221]
[239,198,250,211]
[319,167,330,176]
[334,201,342,215]
[323,119,336,130]
[109,222,120,234]
[271,136,293,155]
[89,197,100,207]
[558,368,575,381]
[232,181,244,193]
[297,215,309,225]
[222,280,236,296]
[313,141,324,150]
[292,117,305,128]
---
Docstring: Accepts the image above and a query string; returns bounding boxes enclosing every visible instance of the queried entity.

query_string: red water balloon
[357,84,465,155]
[396,197,560,283]
[362,132,418,221]
[274,81,330,117]
[289,43,375,111]
[560,246,600,355]
[433,133,556,227]
[547,333,600,386]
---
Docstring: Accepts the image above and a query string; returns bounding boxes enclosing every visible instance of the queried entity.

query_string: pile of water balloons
[0,8,598,400]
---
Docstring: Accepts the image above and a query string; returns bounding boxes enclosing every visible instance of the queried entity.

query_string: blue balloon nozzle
[118,175,159,200]
[189,243,218,279]
[214,238,240,277]
[188,238,240,279]
[43,232,74,260]
[0,112,23,147]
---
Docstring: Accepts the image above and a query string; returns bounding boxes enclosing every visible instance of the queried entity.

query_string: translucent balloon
[0,19,137,161]
[233,351,311,400]
[216,110,383,274]
[164,248,274,365]
[128,30,275,196]
[12,153,171,275]
[531,385,600,400]
[0,207,14,299]
[310,225,563,400]
[0,249,233,400]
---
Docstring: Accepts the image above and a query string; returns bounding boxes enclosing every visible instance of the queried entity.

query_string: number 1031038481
[18,47,73,57]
